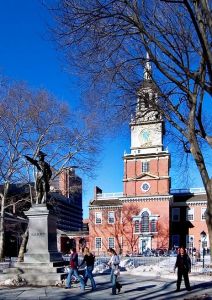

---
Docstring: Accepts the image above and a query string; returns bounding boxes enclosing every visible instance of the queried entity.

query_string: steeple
[133,52,159,123]
[143,52,151,81]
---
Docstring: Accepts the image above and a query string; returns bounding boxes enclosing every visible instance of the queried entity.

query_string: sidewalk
[0,273,211,300]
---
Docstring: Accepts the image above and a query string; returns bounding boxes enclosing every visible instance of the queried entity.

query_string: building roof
[90,199,122,207]
[173,193,207,203]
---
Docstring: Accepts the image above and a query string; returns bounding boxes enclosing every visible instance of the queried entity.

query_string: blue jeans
[66,268,85,290]
[84,266,96,290]
[110,269,114,282]
[111,269,121,295]
[111,270,117,295]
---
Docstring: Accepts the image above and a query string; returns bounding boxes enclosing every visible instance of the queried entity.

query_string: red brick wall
[124,155,170,196]
[188,205,208,250]
[89,198,170,255]
[124,179,169,196]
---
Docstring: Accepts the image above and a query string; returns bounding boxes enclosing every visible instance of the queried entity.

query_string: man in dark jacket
[65,248,85,290]
[174,247,191,291]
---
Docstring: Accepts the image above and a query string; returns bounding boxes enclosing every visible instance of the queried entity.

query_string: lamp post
[190,237,193,264]
[200,231,206,268]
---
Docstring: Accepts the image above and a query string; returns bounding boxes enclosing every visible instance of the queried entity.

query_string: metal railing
[96,188,206,199]
[171,187,205,194]
[96,192,123,199]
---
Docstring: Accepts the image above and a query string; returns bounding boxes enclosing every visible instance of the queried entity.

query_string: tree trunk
[17,226,29,262]
[0,195,5,261]
[206,179,212,263]
[0,183,9,260]
[0,212,5,261]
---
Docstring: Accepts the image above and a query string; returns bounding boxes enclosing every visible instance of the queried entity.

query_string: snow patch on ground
[0,275,26,286]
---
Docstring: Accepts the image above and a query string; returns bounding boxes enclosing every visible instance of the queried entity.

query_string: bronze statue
[25,151,52,204]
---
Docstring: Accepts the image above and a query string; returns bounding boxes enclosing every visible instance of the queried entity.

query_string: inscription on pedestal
[24,205,62,263]
[31,232,46,237]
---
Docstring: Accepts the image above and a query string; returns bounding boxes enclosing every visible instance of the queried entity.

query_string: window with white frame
[151,219,157,232]
[201,208,206,220]
[142,161,149,173]
[186,207,194,221]
[202,239,208,248]
[108,211,115,224]
[95,212,102,224]
[172,208,180,222]
[186,235,194,249]
[134,220,140,233]
[95,237,102,249]
[108,237,115,249]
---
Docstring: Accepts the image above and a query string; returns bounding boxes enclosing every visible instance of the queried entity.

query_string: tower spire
[144,52,151,81]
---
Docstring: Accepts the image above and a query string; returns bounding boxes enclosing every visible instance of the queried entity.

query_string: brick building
[88,57,208,256]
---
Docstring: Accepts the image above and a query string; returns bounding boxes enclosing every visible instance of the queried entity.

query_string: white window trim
[134,220,140,233]
[186,207,194,221]
[108,237,115,249]
[95,212,102,224]
[95,237,102,250]
[201,207,207,221]
[142,161,149,173]
[186,235,194,248]
[108,211,115,224]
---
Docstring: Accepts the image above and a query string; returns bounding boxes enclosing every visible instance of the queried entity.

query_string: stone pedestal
[24,204,62,263]
[2,205,68,285]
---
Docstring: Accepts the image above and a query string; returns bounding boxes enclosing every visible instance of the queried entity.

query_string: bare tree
[0,79,100,259]
[49,0,212,255]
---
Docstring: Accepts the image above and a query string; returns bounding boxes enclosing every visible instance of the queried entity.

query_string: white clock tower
[123,53,170,196]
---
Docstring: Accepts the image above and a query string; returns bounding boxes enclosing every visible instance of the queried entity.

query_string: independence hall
[88,59,208,256]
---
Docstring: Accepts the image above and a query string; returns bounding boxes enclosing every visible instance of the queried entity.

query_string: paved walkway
[0,274,211,300]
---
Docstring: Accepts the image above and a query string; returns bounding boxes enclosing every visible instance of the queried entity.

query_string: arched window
[141,211,149,232]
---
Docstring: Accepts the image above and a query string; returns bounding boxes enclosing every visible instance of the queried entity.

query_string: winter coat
[175,254,191,272]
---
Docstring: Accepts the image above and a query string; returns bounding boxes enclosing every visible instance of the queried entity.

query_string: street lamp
[200,231,207,268]
[190,237,194,264]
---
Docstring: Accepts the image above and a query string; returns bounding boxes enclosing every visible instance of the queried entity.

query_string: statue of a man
[25,151,52,204]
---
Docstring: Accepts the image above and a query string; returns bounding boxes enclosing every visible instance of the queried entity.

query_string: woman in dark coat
[174,247,191,291]
[79,247,96,291]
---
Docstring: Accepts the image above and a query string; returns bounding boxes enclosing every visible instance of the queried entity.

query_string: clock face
[140,129,150,144]
[141,182,150,192]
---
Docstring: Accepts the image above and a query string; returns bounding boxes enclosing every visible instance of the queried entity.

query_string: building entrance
[139,236,151,254]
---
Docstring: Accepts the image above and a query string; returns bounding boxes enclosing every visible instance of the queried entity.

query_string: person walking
[65,247,85,290]
[79,247,96,291]
[174,247,191,292]
[108,248,122,295]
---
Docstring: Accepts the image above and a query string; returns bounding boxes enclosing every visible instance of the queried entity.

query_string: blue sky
[0,0,209,218]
